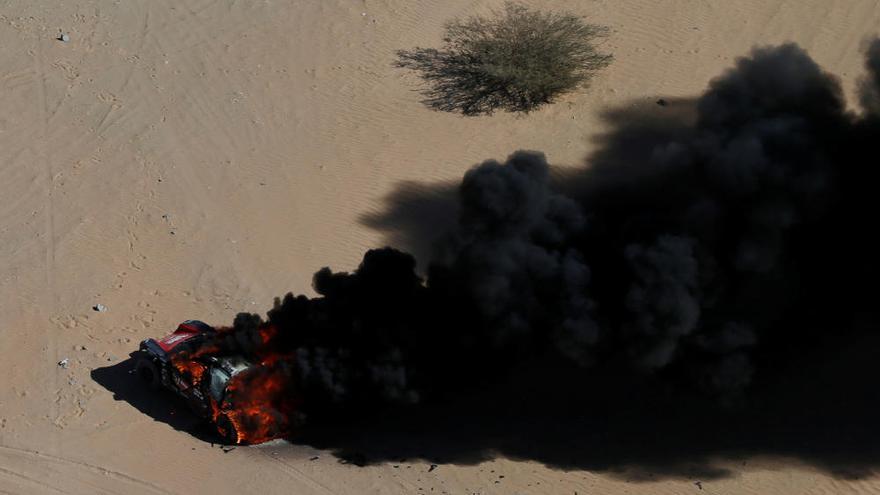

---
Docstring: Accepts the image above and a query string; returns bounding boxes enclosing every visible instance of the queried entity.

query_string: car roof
[180,320,214,333]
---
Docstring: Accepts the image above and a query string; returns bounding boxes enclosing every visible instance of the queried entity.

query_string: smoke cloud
[185,40,880,436]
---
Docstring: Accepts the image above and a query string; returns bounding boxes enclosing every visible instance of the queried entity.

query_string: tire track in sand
[33,25,60,435]
[0,445,175,494]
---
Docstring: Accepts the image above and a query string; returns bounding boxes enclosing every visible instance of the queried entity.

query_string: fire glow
[170,324,300,445]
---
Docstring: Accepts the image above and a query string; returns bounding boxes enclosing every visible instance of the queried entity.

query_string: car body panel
[154,320,215,352]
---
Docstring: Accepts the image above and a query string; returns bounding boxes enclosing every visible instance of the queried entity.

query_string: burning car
[135,320,299,444]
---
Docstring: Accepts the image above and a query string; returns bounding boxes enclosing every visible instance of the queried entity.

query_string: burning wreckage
[134,40,880,448]
[136,320,302,444]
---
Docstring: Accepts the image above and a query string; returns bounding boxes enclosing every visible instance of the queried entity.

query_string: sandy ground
[2,0,880,493]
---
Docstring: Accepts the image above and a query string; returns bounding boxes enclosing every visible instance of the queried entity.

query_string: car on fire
[135,320,291,444]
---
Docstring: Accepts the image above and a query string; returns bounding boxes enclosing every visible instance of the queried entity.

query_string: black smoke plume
[185,41,880,472]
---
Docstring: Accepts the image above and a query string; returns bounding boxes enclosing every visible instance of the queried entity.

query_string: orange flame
[170,324,301,445]
[216,365,299,444]
[171,359,207,386]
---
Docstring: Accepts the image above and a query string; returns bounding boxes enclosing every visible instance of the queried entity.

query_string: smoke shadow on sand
[347,95,880,480]
[294,332,880,480]
[94,41,880,482]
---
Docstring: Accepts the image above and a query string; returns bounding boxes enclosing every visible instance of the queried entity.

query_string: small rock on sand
[93,304,107,312]
[58,358,69,369]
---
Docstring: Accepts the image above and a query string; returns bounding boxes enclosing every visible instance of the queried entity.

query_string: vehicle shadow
[90,354,220,444]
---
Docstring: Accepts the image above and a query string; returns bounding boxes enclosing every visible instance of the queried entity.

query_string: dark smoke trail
[191,40,880,429]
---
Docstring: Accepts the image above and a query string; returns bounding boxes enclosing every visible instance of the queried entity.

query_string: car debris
[93,304,107,312]
[58,358,69,369]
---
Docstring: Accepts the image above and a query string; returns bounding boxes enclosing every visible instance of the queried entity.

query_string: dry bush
[396,3,612,116]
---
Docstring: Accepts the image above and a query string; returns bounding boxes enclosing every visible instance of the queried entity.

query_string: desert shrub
[395,3,612,116]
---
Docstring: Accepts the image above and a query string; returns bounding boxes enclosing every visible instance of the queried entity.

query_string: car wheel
[216,414,240,445]
[135,357,160,390]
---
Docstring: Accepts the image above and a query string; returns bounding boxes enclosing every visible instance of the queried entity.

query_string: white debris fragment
[58,33,70,42]
[93,304,107,312]
[58,358,69,369]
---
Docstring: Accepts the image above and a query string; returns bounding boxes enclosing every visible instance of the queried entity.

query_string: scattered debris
[57,33,70,42]
[309,456,320,461]
[58,358,69,369]
[656,98,668,106]
[428,464,438,472]
[93,304,107,312]
[695,481,703,490]
[341,452,367,466]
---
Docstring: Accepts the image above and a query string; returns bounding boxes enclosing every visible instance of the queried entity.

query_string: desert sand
[2,0,880,493]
